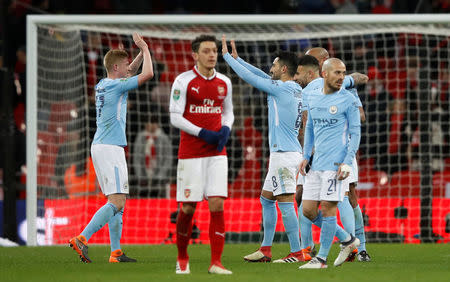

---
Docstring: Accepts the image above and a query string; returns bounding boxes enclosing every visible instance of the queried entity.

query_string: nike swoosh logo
[215,232,225,237]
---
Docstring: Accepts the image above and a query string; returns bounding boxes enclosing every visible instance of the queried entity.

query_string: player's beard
[326,80,341,92]
[299,77,308,88]
[271,72,280,80]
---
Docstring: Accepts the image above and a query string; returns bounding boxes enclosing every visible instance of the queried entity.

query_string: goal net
[26,15,450,245]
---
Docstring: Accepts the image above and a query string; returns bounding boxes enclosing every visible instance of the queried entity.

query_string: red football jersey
[170,67,232,159]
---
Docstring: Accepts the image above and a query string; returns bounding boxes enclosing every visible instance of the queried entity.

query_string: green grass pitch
[1,243,449,282]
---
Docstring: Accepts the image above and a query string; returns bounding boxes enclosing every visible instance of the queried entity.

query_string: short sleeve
[117,75,139,93]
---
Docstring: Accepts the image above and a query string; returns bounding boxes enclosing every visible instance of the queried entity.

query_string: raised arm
[224,35,270,79]
[236,57,271,79]
[127,50,143,76]
[222,35,280,94]
[230,40,271,79]
[133,33,154,86]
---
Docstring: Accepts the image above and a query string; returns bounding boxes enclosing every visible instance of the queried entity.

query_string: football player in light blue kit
[296,48,371,263]
[294,54,368,261]
[222,36,305,263]
[298,58,361,269]
[69,33,154,263]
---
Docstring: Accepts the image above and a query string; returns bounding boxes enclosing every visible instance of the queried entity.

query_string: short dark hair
[298,55,320,72]
[191,34,218,52]
[275,51,299,77]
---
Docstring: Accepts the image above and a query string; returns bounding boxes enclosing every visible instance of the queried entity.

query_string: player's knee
[320,201,338,217]
[181,203,197,214]
[108,194,126,211]
[302,208,317,221]
[348,183,359,207]
[208,197,224,212]
[261,190,275,201]
[276,193,294,203]
[295,185,303,207]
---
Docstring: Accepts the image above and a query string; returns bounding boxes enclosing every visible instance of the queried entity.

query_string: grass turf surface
[1,243,449,282]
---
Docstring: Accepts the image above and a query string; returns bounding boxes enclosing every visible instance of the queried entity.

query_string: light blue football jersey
[301,76,362,112]
[224,53,302,153]
[303,87,361,171]
[92,76,139,146]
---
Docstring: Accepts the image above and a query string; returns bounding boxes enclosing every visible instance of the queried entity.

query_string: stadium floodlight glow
[27,14,450,246]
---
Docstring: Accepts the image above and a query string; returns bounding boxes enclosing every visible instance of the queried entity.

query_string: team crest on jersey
[329,105,338,114]
[217,86,225,95]
[173,89,181,100]
[184,189,191,198]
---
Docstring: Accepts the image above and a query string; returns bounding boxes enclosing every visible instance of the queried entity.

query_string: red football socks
[209,211,225,265]
[176,209,194,260]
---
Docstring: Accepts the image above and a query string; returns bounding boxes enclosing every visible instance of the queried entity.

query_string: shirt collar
[193,65,216,80]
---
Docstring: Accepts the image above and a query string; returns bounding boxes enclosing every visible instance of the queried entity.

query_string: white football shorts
[262,151,301,196]
[91,144,129,196]
[302,170,348,202]
[176,156,228,202]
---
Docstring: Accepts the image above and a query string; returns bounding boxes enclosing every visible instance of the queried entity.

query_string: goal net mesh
[32,21,450,245]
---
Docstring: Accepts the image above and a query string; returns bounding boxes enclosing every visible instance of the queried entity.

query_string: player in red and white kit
[169,35,234,275]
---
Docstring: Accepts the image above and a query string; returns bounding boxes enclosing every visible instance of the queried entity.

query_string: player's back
[266,80,302,153]
[306,88,360,171]
[93,76,138,146]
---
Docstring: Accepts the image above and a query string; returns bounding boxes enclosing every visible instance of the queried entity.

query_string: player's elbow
[137,72,154,85]
[144,70,154,80]
[169,113,178,128]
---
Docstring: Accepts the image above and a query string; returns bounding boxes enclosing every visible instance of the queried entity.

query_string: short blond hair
[103,49,129,73]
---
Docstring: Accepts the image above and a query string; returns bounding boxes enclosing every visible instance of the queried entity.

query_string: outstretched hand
[133,32,147,49]
[230,40,238,59]
[221,34,229,55]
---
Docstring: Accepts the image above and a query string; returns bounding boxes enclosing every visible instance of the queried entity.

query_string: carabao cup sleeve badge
[173,89,181,101]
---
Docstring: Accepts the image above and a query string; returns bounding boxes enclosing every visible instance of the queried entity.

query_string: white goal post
[26,14,450,246]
